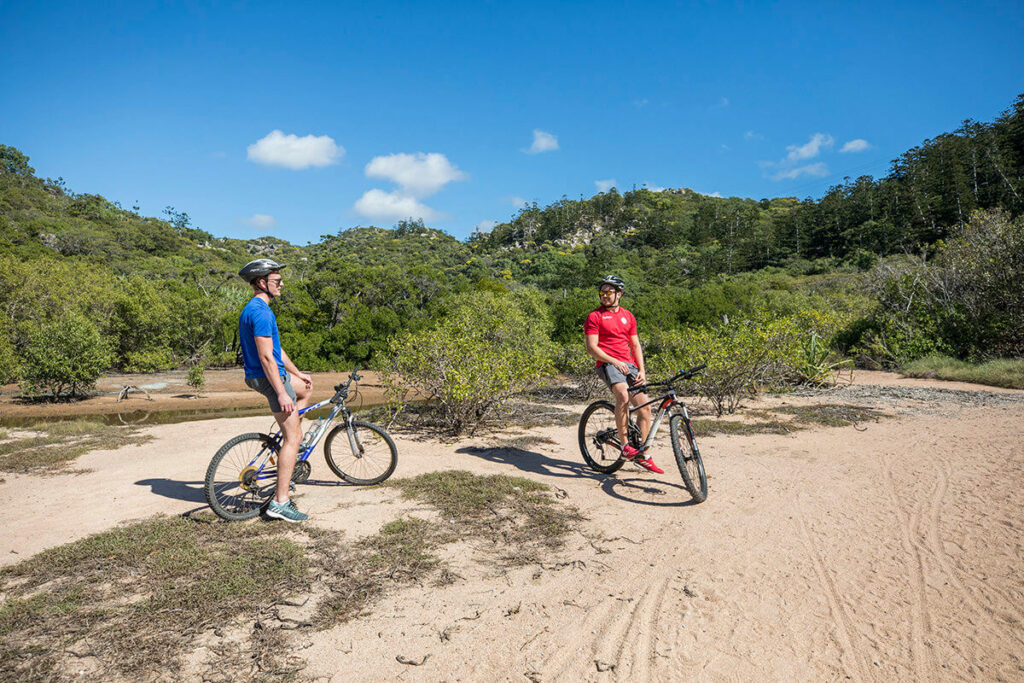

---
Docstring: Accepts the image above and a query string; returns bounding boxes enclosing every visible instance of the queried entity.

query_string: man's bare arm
[586,334,629,373]
[255,336,294,414]
[280,348,312,388]
[628,334,646,384]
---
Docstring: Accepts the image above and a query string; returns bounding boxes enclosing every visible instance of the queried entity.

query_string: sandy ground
[2,371,1024,680]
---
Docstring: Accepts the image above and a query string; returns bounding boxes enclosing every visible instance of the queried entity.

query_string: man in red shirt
[583,275,663,473]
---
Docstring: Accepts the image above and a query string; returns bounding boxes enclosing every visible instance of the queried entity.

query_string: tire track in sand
[535,591,631,678]
[794,493,871,682]
[536,570,671,679]
[605,574,671,679]
[920,460,1024,648]
[881,449,933,681]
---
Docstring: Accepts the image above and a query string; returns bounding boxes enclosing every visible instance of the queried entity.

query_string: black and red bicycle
[577,364,708,502]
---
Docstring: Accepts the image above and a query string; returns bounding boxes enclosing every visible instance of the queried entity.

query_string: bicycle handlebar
[628,363,706,394]
[332,364,362,394]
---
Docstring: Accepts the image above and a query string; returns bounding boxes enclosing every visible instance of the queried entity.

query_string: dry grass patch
[0,515,310,680]
[387,470,582,565]
[311,517,447,627]
[692,404,888,437]
[0,419,152,474]
[773,403,888,427]
[1,472,581,679]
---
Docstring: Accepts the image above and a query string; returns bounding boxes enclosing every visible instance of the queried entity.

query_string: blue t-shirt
[239,298,286,379]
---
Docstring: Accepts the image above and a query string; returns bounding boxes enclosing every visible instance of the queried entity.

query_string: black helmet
[598,275,625,291]
[238,258,285,283]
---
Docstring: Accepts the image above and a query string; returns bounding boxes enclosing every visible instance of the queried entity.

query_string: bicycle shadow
[135,478,208,504]
[135,474,355,506]
[455,445,602,481]
[456,446,700,507]
[598,474,700,507]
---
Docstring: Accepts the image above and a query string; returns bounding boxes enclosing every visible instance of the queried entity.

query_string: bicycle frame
[243,374,361,483]
[624,385,689,451]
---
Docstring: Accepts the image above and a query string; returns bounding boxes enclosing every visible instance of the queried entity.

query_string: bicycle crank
[291,460,311,484]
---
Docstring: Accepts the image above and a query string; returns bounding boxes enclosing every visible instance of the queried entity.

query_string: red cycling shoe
[621,444,664,474]
[634,457,664,474]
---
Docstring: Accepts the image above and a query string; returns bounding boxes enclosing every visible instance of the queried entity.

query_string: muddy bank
[0,369,388,425]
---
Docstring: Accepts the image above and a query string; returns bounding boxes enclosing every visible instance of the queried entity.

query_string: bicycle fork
[344,415,364,458]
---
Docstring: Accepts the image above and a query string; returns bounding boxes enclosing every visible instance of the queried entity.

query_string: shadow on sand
[457,445,699,507]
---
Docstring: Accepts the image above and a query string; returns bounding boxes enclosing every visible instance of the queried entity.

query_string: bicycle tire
[323,420,398,485]
[669,414,707,502]
[578,401,628,474]
[204,432,278,521]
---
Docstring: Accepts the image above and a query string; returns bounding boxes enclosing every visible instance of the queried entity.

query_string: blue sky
[3,1,1023,244]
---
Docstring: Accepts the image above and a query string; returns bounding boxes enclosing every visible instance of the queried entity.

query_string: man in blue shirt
[238,259,313,522]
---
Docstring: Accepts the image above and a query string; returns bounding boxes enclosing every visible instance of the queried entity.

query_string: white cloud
[595,179,617,193]
[364,152,466,198]
[525,129,559,154]
[474,219,498,233]
[354,189,442,222]
[242,214,277,229]
[762,133,838,181]
[643,183,666,192]
[772,162,830,180]
[505,196,529,208]
[633,98,649,108]
[247,130,343,169]
[840,139,871,153]
[744,130,763,141]
[786,133,834,162]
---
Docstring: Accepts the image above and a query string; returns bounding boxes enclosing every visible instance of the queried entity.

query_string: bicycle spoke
[324,420,398,485]
[205,434,278,520]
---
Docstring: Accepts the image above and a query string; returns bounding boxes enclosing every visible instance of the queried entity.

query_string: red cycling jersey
[584,307,637,368]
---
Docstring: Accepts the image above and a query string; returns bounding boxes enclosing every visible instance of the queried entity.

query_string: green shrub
[855,209,1024,365]
[382,289,556,434]
[645,322,780,416]
[646,311,847,415]
[552,340,604,400]
[19,312,111,399]
[122,348,176,373]
[187,364,206,395]
[0,317,21,385]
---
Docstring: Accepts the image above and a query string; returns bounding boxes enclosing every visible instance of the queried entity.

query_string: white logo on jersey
[620,317,627,325]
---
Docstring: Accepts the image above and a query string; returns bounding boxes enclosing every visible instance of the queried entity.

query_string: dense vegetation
[1,94,1021,407]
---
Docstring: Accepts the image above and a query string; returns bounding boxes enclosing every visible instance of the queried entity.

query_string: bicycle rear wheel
[204,433,278,521]
[578,401,627,474]
[669,414,707,502]
[323,420,398,485]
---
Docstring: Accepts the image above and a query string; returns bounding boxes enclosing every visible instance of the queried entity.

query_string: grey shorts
[596,362,639,389]
[245,374,296,413]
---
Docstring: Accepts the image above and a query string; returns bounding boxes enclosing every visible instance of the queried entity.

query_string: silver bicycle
[204,367,397,520]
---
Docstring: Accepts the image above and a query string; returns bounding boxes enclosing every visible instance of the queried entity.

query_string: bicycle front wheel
[204,433,278,521]
[670,415,707,502]
[578,401,626,474]
[323,420,398,485]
